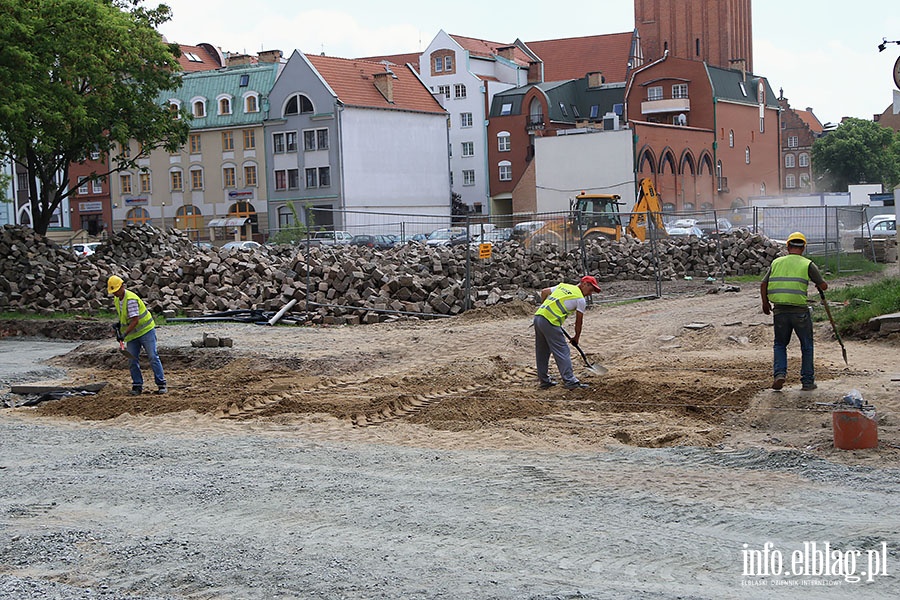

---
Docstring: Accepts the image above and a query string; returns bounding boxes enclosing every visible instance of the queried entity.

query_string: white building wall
[534,128,636,213]
[339,107,450,232]
[418,31,524,215]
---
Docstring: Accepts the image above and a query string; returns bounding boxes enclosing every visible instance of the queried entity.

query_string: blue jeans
[125,328,166,390]
[773,309,814,385]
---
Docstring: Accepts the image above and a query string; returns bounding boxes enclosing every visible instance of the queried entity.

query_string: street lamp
[161,202,166,230]
[878,38,900,52]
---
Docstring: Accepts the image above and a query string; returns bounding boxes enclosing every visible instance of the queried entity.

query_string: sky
[156,1,900,127]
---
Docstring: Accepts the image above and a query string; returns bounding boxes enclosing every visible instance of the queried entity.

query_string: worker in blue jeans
[107,275,167,395]
[759,232,827,391]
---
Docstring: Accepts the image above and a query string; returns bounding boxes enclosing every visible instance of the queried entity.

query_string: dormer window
[218,97,232,115]
[192,99,206,117]
[239,74,249,87]
[245,94,259,113]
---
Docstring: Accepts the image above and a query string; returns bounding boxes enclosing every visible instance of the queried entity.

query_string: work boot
[772,375,786,390]
[539,379,558,389]
[801,383,817,391]
[564,382,589,390]
[130,387,142,396]
[156,387,167,395]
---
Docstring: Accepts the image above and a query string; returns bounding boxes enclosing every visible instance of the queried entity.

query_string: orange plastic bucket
[832,410,878,450]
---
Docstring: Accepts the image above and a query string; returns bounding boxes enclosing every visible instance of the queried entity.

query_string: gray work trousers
[534,314,578,386]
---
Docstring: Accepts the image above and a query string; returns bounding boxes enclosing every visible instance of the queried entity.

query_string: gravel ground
[1,411,899,599]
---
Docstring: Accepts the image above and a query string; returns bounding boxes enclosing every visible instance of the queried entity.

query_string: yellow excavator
[522,177,667,248]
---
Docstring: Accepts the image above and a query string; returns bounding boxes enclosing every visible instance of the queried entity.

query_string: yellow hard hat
[107,275,124,294]
[786,231,807,246]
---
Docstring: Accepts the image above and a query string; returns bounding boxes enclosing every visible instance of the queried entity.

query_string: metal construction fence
[262,204,894,320]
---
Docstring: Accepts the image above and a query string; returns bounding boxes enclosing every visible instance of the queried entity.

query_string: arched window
[192,99,206,118]
[785,154,795,168]
[218,97,232,115]
[229,201,259,234]
[126,207,150,226]
[245,94,259,113]
[798,153,809,167]
[498,160,512,181]
[175,204,203,232]
[284,94,314,116]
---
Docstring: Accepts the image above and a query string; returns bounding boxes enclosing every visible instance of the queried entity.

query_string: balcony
[641,97,690,115]
[526,113,544,131]
[717,176,729,193]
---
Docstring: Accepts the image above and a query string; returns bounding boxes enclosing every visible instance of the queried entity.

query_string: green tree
[811,118,900,192]
[0,0,190,235]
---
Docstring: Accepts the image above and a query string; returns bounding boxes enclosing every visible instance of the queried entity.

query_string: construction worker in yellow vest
[534,275,602,390]
[107,275,167,395]
[759,232,827,391]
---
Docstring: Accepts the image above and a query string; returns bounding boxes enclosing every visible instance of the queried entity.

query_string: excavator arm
[627,178,667,241]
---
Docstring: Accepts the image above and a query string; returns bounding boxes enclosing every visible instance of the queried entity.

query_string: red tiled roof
[795,109,824,134]
[176,44,223,72]
[449,34,532,66]
[307,55,445,114]
[525,32,633,82]
[355,52,422,68]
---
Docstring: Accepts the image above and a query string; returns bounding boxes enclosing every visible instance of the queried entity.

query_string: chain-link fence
[262,204,893,321]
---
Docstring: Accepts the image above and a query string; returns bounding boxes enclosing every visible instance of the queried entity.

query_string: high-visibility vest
[535,283,583,326]
[767,254,812,306]
[115,290,155,342]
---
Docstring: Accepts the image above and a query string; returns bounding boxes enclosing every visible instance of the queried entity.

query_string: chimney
[496,46,516,61]
[226,53,253,67]
[258,49,282,64]
[587,71,605,88]
[527,60,543,84]
[730,58,747,81]
[373,71,394,103]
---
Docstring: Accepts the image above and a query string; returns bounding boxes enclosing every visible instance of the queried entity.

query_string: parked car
[511,221,545,243]
[425,228,466,247]
[222,240,262,251]
[71,242,101,257]
[485,228,513,244]
[350,234,394,249]
[695,217,733,237]
[667,218,698,229]
[865,215,896,237]
[404,233,429,244]
[666,225,705,238]
[312,230,353,245]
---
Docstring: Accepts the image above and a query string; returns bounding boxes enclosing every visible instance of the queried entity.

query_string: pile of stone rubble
[0,224,783,323]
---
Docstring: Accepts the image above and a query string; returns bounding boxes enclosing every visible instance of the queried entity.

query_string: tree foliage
[811,118,900,192]
[0,0,191,235]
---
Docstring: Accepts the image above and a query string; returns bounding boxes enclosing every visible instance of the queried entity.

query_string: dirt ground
[3,275,900,599]
[11,273,900,463]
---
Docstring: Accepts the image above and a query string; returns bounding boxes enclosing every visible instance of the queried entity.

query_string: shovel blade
[584,362,608,376]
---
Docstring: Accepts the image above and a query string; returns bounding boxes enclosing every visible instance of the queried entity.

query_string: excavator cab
[572,193,623,242]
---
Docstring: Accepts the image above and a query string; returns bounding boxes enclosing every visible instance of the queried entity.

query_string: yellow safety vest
[767,254,811,306]
[115,290,155,342]
[535,283,583,326]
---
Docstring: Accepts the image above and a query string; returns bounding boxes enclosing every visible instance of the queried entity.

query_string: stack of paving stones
[0,224,783,323]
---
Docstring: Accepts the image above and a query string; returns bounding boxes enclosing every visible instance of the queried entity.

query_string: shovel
[818,289,849,365]
[562,329,608,375]
[114,324,136,360]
